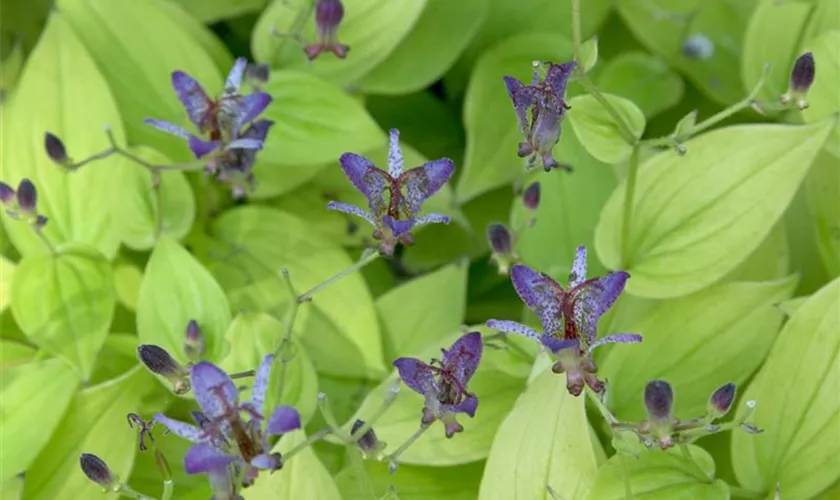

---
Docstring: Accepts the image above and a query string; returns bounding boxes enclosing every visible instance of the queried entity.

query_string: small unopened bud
[16,179,37,213]
[790,52,815,94]
[644,380,674,422]
[246,63,270,85]
[316,0,344,36]
[137,345,190,394]
[351,419,384,456]
[682,34,714,60]
[79,453,118,490]
[44,132,68,164]
[708,382,736,418]
[34,215,48,229]
[184,319,205,361]
[523,182,540,210]
[487,223,513,255]
[0,182,14,205]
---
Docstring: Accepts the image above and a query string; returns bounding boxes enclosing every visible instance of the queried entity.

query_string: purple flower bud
[0,182,15,205]
[708,382,736,417]
[644,380,674,422]
[315,0,344,35]
[486,223,513,255]
[16,179,37,213]
[79,453,118,490]
[790,52,815,93]
[523,182,540,210]
[184,319,205,361]
[246,63,270,85]
[44,132,68,164]
[351,419,382,455]
[35,215,48,229]
[137,345,190,394]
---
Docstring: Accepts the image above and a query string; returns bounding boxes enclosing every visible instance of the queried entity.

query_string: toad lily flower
[393,332,483,438]
[486,246,642,396]
[152,355,301,495]
[327,128,454,255]
[503,61,576,172]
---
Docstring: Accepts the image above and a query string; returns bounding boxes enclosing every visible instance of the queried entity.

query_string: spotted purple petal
[545,61,577,98]
[540,335,578,353]
[486,319,541,342]
[250,453,281,471]
[143,118,191,139]
[224,57,248,95]
[398,159,455,217]
[184,443,238,474]
[191,361,238,420]
[327,201,377,227]
[250,355,274,417]
[266,406,302,436]
[442,332,483,386]
[572,271,629,343]
[413,213,451,227]
[338,152,389,214]
[503,76,535,136]
[152,414,204,443]
[568,246,588,288]
[510,264,564,335]
[393,358,436,397]
[234,92,272,133]
[188,136,222,159]
[171,71,211,130]
[587,333,643,353]
[387,128,404,177]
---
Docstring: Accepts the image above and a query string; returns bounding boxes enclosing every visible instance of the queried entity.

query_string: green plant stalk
[386,424,430,472]
[727,483,764,499]
[282,428,332,462]
[621,146,641,268]
[273,268,301,404]
[350,385,400,443]
[679,443,712,482]
[116,484,155,500]
[297,248,380,302]
[317,393,353,442]
[160,480,174,500]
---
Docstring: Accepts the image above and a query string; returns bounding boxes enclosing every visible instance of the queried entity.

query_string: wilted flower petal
[184,443,238,474]
[266,406,302,436]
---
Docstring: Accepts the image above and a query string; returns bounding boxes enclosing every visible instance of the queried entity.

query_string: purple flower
[503,61,576,172]
[327,128,454,255]
[486,246,641,396]
[206,119,275,199]
[305,0,349,60]
[151,355,301,493]
[184,319,205,361]
[393,332,483,438]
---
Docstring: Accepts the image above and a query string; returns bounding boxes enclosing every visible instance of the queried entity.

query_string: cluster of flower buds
[615,380,759,450]
[780,52,815,110]
[0,178,47,229]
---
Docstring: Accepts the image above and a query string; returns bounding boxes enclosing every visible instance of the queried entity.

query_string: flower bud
[0,182,15,205]
[79,453,118,490]
[246,63,270,85]
[45,132,68,164]
[16,179,37,213]
[137,345,190,394]
[523,182,540,210]
[486,223,513,255]
[184,319,205,361]
[644,380,674,422]
[34,214,48,229]
[315,0,344,37]
[789,52,815,94]
[708,382,736,418]
[351,419,384,456]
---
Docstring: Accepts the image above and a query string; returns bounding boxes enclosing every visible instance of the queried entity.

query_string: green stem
[229,369,256,380]
[33,227,57,255]
[317,393,352,442]
[273,268,301,404]
[297,249,380,302]
[571,0,583,63]
[585,386,619,425]
[282,428,331,462]
[160,480,174,500]
[679,443,712,482]
[576,76,639,145]
[386,424,430,473]
[116,484,155,500]
[620,146,640,268]
[350,385,400,443]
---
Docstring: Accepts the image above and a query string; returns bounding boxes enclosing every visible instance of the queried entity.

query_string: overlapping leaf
[566,93,645,165]
[597,52,684,118]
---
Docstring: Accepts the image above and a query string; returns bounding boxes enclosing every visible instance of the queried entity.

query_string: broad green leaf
[0,37,23,99]
[252,0,427,87]
[806,151,840,276]
[127,431,210,500]
[221,312,318,422]
[479,369,600,500]
[357,0,487,94]
[579,36,599,74]
[376,261,468,360]
[154,0,233,72]
[777,295,808,318]
[11,244,116,379]
[0,340,36,369]
[732,277,840,499]
[0,358,78,481]
[508,132,616,278]
[597,52,684,118]
[58,0,225,161]
[137,237,232,365]
[22,367,152,500]
[595,121,835,298]
[567,93,645,165]
[336,461,484,500]
[171,0,267,23]
[0,256,14,312]
[243,431,342,500]
[0,13,123,258]
[741,0,811,103]
[0,477,23,500]
[87,334,141,386]
[343,332,526,465]
[785,174,833,296]
[113,261,143,311]
[113,146,195,250]
[599,277,796,421]
[198,206,386,379]
[589,445,729,499]
[618,0,759,105]
[801,31,840,157]
[458,33,574,203]
[723,221,789,283]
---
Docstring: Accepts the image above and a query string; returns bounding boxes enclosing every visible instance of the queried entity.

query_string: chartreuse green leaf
[509,132,616,278]
[128,432,211,500]
[479,369,600,499]
[578,36,599,74]
[252,0,426,87]
[11,243,116,379]
[336,461,484,500]
[357,0,487,94]
[458,33,574,203]
[0,36,23,98]
[0,359,78,481]
[741,0,811,103]
[22,366,153,500]
[598,277,796,421]
[0,256,14,312]
[567,93,645,165]
[113,260,143,311]
[251,70,384,198]
[113,146,195,250]
[376,261,468,360]
[342,331,526,465]
[221,312,318,422]
[806,151,840,276]
[595,121,835,298]
[732,277,840,499]
[801,31,840,157]
[153,0,233,72]
[58,0,225,161]
[589,445,728,499]
[0,13,123,258]
[618,0,758,105]
[87,334,143,386]
[722,221,789,283]
[170,0,266,23]
[243,431,341,500]
[597,52,684,119]
[198,206,386,379]
[0,477,22,500]
[137,237,231,365]
[0,340,36,369]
